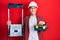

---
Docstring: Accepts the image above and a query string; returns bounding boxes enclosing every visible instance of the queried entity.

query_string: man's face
[29,6,37,15]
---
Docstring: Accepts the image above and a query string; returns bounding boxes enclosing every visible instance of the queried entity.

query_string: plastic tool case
[8,3,24,40]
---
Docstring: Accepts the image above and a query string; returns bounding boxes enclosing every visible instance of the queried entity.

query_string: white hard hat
[28,1,38,8]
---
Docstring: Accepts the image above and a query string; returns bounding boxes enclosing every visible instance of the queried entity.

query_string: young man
[23,1,46,40]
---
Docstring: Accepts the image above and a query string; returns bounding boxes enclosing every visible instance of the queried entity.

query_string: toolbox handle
[8,3,23,9]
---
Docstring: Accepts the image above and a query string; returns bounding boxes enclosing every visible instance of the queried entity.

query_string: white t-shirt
[28,15,39,40]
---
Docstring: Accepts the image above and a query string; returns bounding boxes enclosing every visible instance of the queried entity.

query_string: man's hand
[7,20,11,25]
[38,21,45,25]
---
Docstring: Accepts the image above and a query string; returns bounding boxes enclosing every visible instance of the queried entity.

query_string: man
[23,1,46,40]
